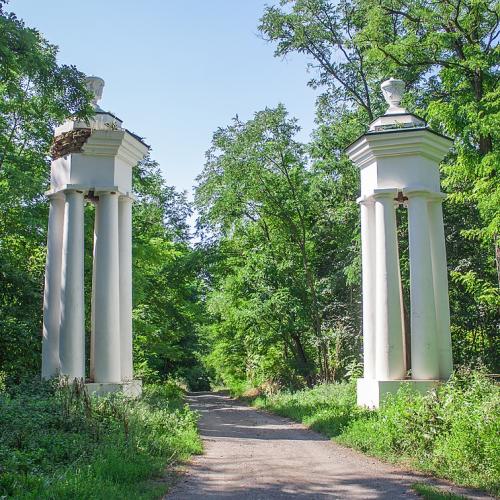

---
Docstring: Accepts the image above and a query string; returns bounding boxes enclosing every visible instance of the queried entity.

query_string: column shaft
[93,192,121,383]
[119,196,133,380]
[360,199,376,379]
[90,201,99,381]
[41,194,65,379]
[374,191,406,380]
[59,190,85,379]
[428,198,453,378]
[406,192,440,380]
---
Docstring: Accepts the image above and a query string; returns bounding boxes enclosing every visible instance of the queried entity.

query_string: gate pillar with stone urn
[41,77,148,396]
[346,78,454,408]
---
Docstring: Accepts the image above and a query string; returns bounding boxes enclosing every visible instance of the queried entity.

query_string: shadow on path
[166,392,492,500]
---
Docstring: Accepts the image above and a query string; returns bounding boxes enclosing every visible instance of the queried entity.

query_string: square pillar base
[357,378,440,408]
[86,379,142,398]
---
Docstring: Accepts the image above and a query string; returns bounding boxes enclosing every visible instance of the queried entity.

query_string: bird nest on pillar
[51,128,92,160]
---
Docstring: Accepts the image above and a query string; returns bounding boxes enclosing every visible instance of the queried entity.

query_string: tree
[358,0,500,366]
[259,0,390,122]
[0,3,207,386]
[0,2,92,381]
[132,156,208,389]
[259,0,499,371]
[196,106,361,386]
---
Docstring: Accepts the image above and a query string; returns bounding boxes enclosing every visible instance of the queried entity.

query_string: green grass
[412,483,467,499]
[252,370,499,495]
[0,379,202,499]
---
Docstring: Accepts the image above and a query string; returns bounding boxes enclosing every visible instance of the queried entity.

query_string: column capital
[94,187,120,196]
[45,185,88,197]
[64,188,86,195]
[402,187,444,199]
[428,192,447,202]
[357,195,375,206]
[119,194,135,203]
[373,188,398,200]
[46,191,65,201]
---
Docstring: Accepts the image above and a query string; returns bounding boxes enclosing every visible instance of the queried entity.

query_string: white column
[93,191,121,383]
[59,189,85,380]
[374,189,405,380]
[428,195,453,379]
[359,197,376,379]
[90,200,99,381]
[405,189,440,380]
[41,193,65,379]
[397,241,408,374]
[119,195,134,380]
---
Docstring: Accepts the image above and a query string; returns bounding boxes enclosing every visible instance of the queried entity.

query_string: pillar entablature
[41,77,147,397]
[347,78,454,407]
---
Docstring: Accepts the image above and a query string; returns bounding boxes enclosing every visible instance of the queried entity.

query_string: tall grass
[253,370,499,494]
[0,379,202,499]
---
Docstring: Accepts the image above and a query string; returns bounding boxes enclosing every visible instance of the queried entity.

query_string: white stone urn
[381,78,406,113]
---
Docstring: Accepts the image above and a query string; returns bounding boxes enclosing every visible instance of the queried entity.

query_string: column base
[357,378,440,408]
[86,380,142,398]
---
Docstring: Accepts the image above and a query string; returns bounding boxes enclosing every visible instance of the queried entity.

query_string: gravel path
[167,391,493,499]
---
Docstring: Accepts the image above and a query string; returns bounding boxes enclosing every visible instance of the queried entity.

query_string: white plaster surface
[119,196,134,380]
[86,380,142,398]
[374,190,405,381]
[41,194,65,379]
[356,379,441,408]
[93,191,121,383]
[59,190,85,379]
[346,79,454,406]
[42,78,147,390]
[406,191,440,380]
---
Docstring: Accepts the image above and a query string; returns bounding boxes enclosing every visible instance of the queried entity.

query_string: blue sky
[10,0,319,197]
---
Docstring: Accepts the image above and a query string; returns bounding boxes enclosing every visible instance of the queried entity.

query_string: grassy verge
[412,483,467,499]
[251,370,499,495]
[0,379,202,499]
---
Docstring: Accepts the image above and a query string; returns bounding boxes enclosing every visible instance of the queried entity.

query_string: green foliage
[412,483,467,500]
[255,371,500,494]
[199,0,499,392]
[254,381,361,437]
[131,156,209,388]
[0,379,202,499]
[196,106,361,387]
[0,1,209,388]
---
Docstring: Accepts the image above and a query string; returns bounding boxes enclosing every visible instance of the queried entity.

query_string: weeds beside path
[0,380,202,499]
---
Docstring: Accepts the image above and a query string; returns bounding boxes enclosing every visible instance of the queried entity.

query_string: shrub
[0,379,202,499]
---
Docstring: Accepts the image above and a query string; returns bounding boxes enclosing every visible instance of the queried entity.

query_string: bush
[0,379,202,499]
[254,381,362,437]
[254,370,499,494]
[173,365,212,392]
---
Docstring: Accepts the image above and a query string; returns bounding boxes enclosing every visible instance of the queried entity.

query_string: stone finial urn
[85,76,105,110]
[381,78,406,114]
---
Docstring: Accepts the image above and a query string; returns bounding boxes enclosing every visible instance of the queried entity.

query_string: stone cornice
[80,129,149,167]
[346,128,453,168]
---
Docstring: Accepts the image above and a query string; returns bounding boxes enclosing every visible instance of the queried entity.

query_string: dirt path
[167,392,493,499]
